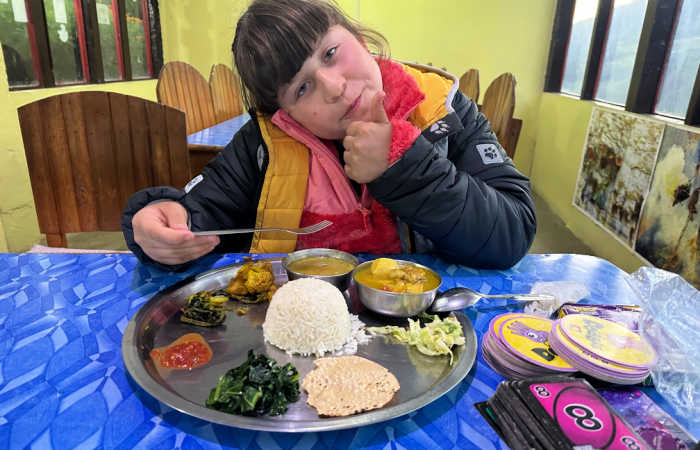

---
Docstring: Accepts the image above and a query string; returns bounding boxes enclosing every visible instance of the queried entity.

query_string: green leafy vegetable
[180,290,233,327]
[206,350,300,416]
[367,313,466,365]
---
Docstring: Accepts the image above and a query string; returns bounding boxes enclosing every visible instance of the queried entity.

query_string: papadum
[302,355,400,417]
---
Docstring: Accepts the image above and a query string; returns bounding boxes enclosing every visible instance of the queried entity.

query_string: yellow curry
[287,256,355,276]
[354,258,440,293]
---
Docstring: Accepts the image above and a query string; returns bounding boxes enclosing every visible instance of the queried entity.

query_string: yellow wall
[0,0,571,255]
[0,0,243,252]
[530,95,644,272]
[3,0,694,275]
[159,0,246,77]
[0,48,8,253]
[531,95,700,273]
[0,76,157,253]
[357,0,556,175]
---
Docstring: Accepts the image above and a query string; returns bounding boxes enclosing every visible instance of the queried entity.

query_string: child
[122,0,536,270]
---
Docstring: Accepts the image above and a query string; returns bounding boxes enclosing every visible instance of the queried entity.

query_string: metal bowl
[350,260,443,317]
[282,248,359,292]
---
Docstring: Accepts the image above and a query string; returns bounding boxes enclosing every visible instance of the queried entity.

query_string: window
[96,0,122,81]
[545,0,700,126]
[43,0,89,85]
[0,0,162,89]
[594,0,648,105]
[561,1,598,96]
[0,0,40,87]
[655,0,700,118]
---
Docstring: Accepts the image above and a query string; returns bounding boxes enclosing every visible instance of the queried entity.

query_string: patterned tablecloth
[0,253,696,449]
[187,114,251,148]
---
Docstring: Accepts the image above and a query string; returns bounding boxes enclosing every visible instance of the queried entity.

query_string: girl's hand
[342,91,392,183]
[132,201,219,265]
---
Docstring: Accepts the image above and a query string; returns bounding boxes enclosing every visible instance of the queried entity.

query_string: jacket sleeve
[367,91,536,269]
[121,117,266,270]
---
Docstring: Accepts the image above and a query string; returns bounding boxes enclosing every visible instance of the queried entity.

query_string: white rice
[263,278,357,356]
[337,314,371,356]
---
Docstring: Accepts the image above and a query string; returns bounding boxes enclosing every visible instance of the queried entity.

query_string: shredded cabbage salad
[367,313,466,365]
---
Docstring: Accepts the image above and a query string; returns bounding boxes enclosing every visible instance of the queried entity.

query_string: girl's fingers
[147,235,218,253]
[147,226,193,244]
[132,201,221,265]
[142,237,218,264]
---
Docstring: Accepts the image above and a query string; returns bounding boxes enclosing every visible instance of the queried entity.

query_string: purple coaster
[558,303,641,332]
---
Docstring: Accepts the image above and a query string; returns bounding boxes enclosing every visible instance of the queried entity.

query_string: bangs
[233,0,389,115]
[255,7,331,85]
[234,0,337,114]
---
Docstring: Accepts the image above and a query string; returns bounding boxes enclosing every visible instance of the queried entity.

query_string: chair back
[481,72,516,152]
[156,61,217,134]
[209,64,244,122]
[458,69,480,104]
[18,91,190,247]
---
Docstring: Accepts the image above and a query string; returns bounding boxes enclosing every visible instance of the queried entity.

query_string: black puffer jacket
[122,90,536,271]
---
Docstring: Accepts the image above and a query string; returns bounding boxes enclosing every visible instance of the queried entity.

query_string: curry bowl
[350,259,443,318]
[282,248,359,292]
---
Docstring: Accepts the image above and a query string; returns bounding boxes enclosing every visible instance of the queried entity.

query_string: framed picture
[635,125,700,288]
[573,107,665,247]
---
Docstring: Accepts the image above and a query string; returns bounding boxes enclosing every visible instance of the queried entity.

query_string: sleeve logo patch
[476,144,504,164]
[184,174,203,193]
[429,120,450,135]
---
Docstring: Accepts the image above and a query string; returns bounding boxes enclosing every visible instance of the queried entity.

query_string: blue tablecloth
[187,114,251,148]
[0,253,696,449]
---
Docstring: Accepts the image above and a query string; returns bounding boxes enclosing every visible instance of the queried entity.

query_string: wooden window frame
[545,0,700,126]
[8,0,163,90]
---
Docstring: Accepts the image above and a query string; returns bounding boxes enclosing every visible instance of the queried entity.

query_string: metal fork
[192,220,333,236]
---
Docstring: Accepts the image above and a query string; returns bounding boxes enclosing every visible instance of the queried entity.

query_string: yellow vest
[249,63,455,253]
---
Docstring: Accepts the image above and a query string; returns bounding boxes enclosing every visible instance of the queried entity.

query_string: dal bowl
[282,248,358,292]
[350,259,442,318]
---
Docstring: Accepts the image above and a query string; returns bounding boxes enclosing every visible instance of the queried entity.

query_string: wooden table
[187,113,251,176]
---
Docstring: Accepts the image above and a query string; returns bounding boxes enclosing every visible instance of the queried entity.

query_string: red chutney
[150,333,212,370]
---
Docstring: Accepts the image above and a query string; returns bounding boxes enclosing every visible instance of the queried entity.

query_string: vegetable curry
[354,258,440,293]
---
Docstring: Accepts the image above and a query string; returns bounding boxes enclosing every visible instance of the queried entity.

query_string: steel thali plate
[122,258,477,432]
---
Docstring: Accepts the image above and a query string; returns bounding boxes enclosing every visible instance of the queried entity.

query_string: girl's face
[277,25,383,140]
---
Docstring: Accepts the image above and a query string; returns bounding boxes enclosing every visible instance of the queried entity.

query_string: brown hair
[232,0,389,115]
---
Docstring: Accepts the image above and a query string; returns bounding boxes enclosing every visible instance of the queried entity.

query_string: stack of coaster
[481,313,577,380]
[549,314,656,385]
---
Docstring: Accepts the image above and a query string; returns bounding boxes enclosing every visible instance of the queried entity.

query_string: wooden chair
[209,64,244,123]
[156,61,217,134]
[18,91,191,247]
[481,72,520,158]
[458,69,480,104]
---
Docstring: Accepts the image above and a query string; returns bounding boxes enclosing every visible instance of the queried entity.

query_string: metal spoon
[429,287,556,313]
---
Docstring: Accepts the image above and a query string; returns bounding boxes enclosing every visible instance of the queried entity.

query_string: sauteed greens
[206,350,300,416]
[180,290,232,326]
[367,313,465,365]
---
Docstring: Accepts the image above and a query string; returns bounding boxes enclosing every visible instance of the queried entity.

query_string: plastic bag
[523,281,590,317]
[626,266,700,426]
